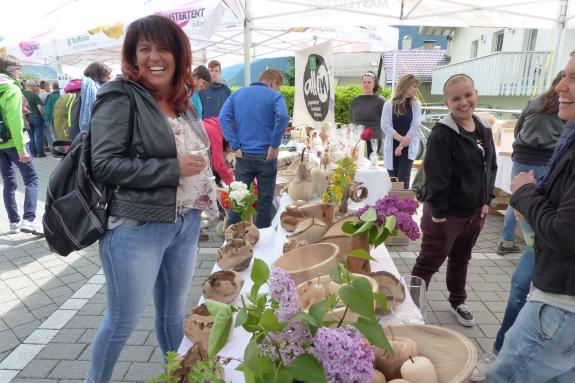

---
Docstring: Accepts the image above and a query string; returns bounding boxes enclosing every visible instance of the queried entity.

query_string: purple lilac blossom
[268,268,301,322]
[259,320,313,365]
[311,326,375,383]
[356,196,421,240]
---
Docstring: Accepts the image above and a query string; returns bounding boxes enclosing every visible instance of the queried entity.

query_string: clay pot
[217,239,253,272]
[202,270,244,304]
[296,273,379,322]
[283,239,310,253]
[280,210,306,232]
[225,220,259,245]
[297,202,338,227]
[287,217,328,244]
[272,243,339,285]
[183,304,213,347]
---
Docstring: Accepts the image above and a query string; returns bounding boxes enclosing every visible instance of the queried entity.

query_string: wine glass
[391,275,427,324]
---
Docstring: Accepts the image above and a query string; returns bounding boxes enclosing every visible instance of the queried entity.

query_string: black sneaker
[451,304,475,327]
[496,240,520,255]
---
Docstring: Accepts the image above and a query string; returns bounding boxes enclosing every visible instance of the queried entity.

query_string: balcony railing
[431,51,552,96]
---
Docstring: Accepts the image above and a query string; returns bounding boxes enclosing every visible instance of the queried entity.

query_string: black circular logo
[303,54,330,121]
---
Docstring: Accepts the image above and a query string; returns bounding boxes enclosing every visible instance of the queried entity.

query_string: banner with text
[293,41,335,129]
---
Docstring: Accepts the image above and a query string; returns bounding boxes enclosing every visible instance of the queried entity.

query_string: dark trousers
[228,153,277,229]
[0,145,38,223]
[366,139,382,158]
[387,149,413,189]
[412,203,485,307]
[27,115,45,157]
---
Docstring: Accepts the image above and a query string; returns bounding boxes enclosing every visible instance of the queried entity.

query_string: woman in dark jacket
[86,16,216,383]
[348,71,385,158]
[412,74,497,328]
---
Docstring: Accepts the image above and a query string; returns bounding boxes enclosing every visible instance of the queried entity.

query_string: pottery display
[310,164,332,198]
[296,273,379,322]
[225,220,259,246]
[282,239,309,253]
[217,239,253,272]
[271,243,339,285]
[297,202,338,227]
[349,182,369,203]
[287,217,328,244]
[202,270,244,304]
[280,210,306,232]
[277,169,297,183]
[385,325,477,383]
[183,304,214,347]
[323,215,359,238]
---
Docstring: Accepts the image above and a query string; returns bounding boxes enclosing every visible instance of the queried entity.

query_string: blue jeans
[487,301,575,382]
[228,153,277,228]
[86,209,201,383]
[501,161,547,241]
[27,115,46,157]
[493,219,535,353]
[0,145,38,223]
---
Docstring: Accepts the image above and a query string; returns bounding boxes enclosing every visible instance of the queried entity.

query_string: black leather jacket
[90,79,181,222]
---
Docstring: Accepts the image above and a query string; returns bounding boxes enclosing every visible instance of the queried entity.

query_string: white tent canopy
[1,0,573,80]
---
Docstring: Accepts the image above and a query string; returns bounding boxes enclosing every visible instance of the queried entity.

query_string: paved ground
[0,155,524,382]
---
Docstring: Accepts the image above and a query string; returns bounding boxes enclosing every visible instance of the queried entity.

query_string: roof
[333,52,382,78]
[381,48,449,84]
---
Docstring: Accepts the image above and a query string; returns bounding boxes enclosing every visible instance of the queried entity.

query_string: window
[493,30,504,52]
[470,40,479,58]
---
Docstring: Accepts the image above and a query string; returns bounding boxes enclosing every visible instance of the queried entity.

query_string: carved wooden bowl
[272,243,339,285]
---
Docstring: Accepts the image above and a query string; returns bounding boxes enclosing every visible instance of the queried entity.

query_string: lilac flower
[268,268,301,322]
[311,326,374,383]
[355,195,421,241]
[260,320,313,365]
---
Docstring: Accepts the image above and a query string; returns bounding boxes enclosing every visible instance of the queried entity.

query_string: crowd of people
[0,12,574,383]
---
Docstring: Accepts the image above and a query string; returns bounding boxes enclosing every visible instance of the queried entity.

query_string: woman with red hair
[86,15,216,382]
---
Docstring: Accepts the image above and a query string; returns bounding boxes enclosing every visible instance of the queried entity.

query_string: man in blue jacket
[200,60,231,119]
[220,69,289,228]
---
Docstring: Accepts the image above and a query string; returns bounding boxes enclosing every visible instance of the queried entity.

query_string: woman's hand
[395,145,404,156]
[179,154,206,177]
[480,204,490,218]
[401,135,412,147]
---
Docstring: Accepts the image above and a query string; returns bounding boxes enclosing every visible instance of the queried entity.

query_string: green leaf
[329,262,346,284]
[204,299,230,317]
[384,215,396,233]
[251,258,270,286]
[308,294,337,329]
[248,283,261,304]
[208,306,233,358]
[263,370,293,383]
[373,292,388,312]
[359,207,377,222]
[354,220,374,235]
[242,313,261,333]
[236,363,257,383]
[369,225,379,243]
[341,221,359,235]
[244,340,262,380]
[338,277,376,321]
[347,249,376,262]
[259,310,283,332]
[235,309,249,328]
[287,353,327,383]
[353,316,394,355]
[292,311,320,328]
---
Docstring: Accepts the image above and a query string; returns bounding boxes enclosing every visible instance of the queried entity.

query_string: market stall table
[179,196,422,381]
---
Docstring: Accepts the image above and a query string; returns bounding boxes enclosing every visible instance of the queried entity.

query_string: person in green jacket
[43,81,61,145]
[0,54,40,235]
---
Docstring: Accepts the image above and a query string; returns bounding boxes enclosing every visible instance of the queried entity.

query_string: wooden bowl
[296,274,378,322]
[183,304,213,346]
[277,169,297,183]
[201,270,244,304]
[321,235,353,263]
[386,324,477,383]
[368,270,405,312]
[217,239,253,272]
[225,221,259,246]
[280,210,306,232]
[323,215,359,238]
[287,217,328,244]
[272,243,339,285]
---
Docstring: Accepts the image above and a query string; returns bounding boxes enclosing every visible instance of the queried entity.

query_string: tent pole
[243,0,252,87]
[392,49,397,96]
[547,0,567,88]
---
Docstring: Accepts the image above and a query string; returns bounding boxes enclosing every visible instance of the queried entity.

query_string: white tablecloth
[179,192,420,381]
[353,157,392,206]
[495,153,513,194]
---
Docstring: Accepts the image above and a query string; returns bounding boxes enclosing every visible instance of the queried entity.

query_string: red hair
[121,15,194,113]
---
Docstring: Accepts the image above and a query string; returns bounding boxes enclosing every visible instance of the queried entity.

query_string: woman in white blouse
[381,74,422,189]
